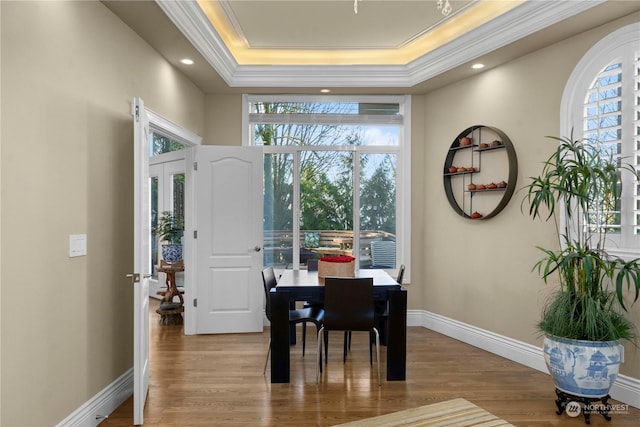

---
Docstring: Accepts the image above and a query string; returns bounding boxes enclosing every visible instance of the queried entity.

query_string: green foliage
[151,134,183,156]
[360,156,396,233]
[154,211,184,245]
[300,160,353,231]
[523,134,640,342]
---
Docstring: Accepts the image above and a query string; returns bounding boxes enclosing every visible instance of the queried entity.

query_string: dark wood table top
[276,269,399,287]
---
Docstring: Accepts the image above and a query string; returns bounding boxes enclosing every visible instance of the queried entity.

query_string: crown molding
[157,0,604,88]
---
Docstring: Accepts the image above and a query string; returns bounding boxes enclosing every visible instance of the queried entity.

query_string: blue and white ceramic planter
[161,244,183,263]
[543,335,624,398]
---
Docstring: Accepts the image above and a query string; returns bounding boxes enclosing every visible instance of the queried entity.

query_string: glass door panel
[359,153,397,269]
[263,152,294,269]
[300,151,353,268]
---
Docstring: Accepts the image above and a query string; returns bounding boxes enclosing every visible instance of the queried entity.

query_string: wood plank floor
[102,299,640,426]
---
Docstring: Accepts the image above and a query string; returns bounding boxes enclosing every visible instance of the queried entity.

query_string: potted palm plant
[155,211,184,262]
[523,134,640,400]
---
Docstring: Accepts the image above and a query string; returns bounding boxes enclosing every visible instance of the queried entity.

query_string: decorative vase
[161,244,183,263]
[543,335,624,398]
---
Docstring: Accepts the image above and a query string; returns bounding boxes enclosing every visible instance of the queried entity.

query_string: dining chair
[396,264,405,284]
[316,277,380,385]
[345,264,404,351]
[374,264,404,344]
[262,267,324,375]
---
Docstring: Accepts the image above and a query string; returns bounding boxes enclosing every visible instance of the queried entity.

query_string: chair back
[262,267,278,322]
[323,277,374,331]
[396,264,405,284]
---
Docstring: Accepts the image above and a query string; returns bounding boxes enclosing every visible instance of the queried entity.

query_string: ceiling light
[353,0,453,16]
[180,58,194,65]
[471,63,485,69]
[320,89,331,93]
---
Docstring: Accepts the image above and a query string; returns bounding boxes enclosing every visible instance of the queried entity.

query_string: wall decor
[443,125,518,220]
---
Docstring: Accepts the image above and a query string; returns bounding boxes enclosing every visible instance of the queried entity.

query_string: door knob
[254,245,262,252]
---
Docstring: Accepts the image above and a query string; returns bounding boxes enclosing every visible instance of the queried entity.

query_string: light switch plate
[69,234,87,257]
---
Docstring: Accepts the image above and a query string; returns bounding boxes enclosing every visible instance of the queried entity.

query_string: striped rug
[332,398,514,427]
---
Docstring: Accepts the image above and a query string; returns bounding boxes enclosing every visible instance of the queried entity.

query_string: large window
[562,23,640,257]
[245,95,410,272]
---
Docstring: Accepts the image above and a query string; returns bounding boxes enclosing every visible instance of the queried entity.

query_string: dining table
[269,269,407,383]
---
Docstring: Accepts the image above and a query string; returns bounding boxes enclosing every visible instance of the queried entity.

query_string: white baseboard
[408,309,640,409]
[56,368,133,427]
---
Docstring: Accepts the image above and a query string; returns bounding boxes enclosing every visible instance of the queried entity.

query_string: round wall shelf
[442,125,518,220]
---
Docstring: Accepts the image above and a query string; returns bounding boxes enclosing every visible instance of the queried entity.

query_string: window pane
[583,61,624,233]
[263,153,294,268]
[360,153,397,269]
[150,132,184,157]
[251,101,399,116]
[150,176,159,277]
[254,122,364,147]
[251,101,401,147]
[299,151,353,268]
[172,173,185,226]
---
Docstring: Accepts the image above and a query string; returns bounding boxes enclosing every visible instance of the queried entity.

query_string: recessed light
[471,63,485,70]
[180,58,194,65]
[320,89,331,93]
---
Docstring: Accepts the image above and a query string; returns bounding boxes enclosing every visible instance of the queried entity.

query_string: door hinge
[193,230,198,239]
[193,161,198,171]
[134,104,139,122]
[193,298,198,307]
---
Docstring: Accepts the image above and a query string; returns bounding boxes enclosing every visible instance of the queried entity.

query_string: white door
[194,146,263,334]
[132,97,151,425]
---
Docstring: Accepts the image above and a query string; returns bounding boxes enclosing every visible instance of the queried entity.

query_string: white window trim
[560,23,640,260]
[243,94,411,280]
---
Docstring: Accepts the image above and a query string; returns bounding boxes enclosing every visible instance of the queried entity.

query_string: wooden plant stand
[554,388,612,424]
[155,260,185,325]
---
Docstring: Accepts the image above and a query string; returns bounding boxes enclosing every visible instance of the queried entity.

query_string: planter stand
[554,388,612,424]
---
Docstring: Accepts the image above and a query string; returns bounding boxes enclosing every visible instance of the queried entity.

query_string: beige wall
[204,94,243,146]
[0,2,204,425]
[420,12,640,379]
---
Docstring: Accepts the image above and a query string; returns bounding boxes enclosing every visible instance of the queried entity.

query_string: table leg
[270,289,290,383]
[386,288,407,381]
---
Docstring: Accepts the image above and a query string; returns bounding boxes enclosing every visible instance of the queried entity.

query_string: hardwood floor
[102,299,640,426]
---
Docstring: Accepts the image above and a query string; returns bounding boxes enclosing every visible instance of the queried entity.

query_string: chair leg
[324,329,329,363]
[316,324,323,371]
[263,339,271,375]
[302,321,307,356]
[316,327,325,384]
[342,331,352,362]
[369,331,373,365]
[373,327,381,386]
[343,331,348,363]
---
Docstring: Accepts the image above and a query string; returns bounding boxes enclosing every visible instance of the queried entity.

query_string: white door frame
[144,110,201,336]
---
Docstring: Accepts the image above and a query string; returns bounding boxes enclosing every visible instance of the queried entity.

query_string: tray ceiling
[103,0,640,93]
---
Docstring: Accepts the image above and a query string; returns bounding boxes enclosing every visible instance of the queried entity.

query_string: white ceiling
[102,0,640,94]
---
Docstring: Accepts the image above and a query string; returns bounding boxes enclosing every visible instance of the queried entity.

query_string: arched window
[561,23,640,257]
